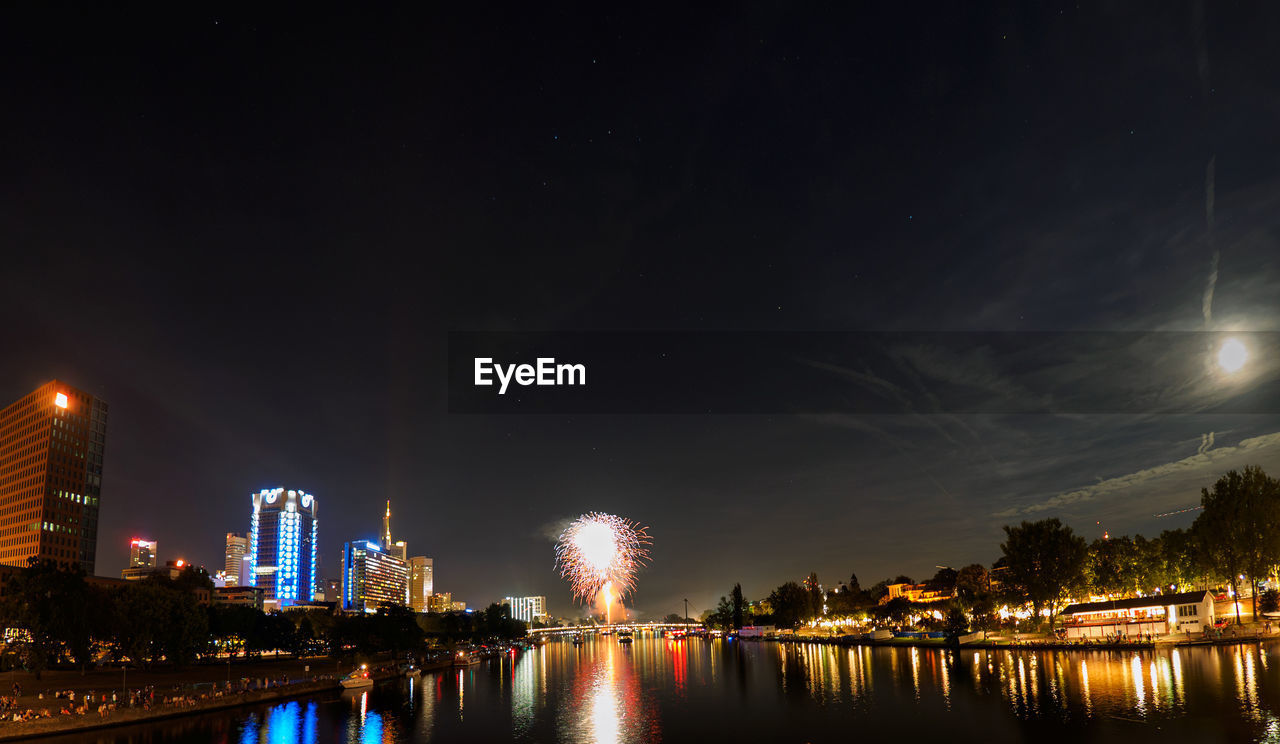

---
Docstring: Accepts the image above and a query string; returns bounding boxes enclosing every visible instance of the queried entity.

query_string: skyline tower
[382,499,407,561]
[0,380,108,573]
[224,532,249,586]
[409,555,434,612]
[129,538,157,567]
[248,488,318,610]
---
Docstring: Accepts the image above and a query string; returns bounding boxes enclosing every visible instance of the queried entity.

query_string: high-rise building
[502,596,549,625]
[427,591,453,613]
[224,533,249,586]
[382,500,408,561]
[342,539,409,612]
[248,488,318,610]
[409,556,434,612]
[130,538,157,568]
[0,380,108,573]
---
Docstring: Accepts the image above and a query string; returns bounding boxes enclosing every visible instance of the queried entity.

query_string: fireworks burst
[554,512,651,603]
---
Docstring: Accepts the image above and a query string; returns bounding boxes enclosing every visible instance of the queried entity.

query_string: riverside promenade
[0,656,443,742]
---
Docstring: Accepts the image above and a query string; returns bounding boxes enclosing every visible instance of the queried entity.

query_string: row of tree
[708,466,1280,632]
[0,562,527,675]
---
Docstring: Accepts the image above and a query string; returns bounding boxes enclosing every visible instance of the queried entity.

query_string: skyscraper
[382,500,408,561]
[224,533,249,586]
[0,380,107,573]
[248,488,317,610]
[409,556,434,612]
[130,538,157,567]
[342,539,409,612]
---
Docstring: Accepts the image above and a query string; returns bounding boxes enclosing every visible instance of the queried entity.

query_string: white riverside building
[1060,590,1215,638]
[503,595,548,624]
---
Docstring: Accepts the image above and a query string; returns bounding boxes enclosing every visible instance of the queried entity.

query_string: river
[33,635,1280,743]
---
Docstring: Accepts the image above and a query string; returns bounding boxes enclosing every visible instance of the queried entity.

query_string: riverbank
[0,656,450,741]
[754,628,1280,651]
[0,676,342,742]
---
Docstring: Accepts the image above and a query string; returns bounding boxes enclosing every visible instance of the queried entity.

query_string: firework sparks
[555,512,651,604]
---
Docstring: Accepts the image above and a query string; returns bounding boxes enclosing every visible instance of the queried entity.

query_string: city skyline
[3,4,1279,620]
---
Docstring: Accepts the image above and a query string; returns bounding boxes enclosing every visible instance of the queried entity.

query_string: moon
[1218,338,1248,373]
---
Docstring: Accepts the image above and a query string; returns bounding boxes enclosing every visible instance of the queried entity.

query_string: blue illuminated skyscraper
[248,488,318,609]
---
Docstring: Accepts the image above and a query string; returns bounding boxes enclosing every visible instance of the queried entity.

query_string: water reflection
[42,637,1280,743]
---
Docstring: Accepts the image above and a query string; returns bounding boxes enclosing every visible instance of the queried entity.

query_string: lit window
[55,393,68,409]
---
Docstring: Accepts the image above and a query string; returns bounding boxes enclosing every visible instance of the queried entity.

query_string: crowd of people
[0,673,329,728]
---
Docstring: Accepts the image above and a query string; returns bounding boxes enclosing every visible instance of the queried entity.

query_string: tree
[0,559,91,676]
[943,603,969,640]
[999,518,1087,630]
[1194,467,1280,624]
[1086,536,1139,597]
[706,596,733,630]
[767,582,810,629]
[874,597,914,626]
[954,564,989,604]
[930,567,958,589]
[730,584,747,630]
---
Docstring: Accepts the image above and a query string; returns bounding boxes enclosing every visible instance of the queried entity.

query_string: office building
[213,585,265,610]
[342,539,409,612]
[502,596,549,625]
[224,533,249,586]
[130,538,157,568]
[382,500,408,561]
[427,591,453,613]
[0,380,107,573]
[248,488,318,610]
[409,556,434,612]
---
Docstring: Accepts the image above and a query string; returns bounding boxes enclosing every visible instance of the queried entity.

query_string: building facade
[409,556,434,612]
[1061,591,1216,638]
[502,595,548,625]
[427,591,452,613]
[0,380,107,573]
[130,538,157,568]
[224,533,249,586]
[248,488,318,610]
[213,585,266,610]
[342,539,409,612]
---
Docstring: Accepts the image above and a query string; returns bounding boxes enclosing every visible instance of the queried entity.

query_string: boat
[340,667,374,690]
[454,650,481,667]
[572,633,585,646]
[618,630,634,645]
[399,662,421,678]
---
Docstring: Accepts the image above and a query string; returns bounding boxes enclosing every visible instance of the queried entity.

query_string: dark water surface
[34,636,1280,743]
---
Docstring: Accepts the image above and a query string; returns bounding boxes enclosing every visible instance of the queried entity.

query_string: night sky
[3,3,1279,619]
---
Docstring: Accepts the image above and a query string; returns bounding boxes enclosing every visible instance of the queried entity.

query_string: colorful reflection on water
[39,637,1280,743]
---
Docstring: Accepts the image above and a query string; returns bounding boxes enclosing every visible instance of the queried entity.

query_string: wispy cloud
[992,430,1280,518]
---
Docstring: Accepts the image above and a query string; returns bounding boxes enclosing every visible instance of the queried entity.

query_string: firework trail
[555,512,651,605]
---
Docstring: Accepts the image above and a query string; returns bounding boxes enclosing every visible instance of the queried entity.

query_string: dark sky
[3,3,1279,619]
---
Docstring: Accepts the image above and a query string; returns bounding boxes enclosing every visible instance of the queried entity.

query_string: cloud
[994,430,1280,518]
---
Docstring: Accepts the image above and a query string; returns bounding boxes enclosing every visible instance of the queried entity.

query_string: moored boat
[340,667,374,689]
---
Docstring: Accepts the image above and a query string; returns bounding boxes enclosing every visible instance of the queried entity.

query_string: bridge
[528,622,703,637]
